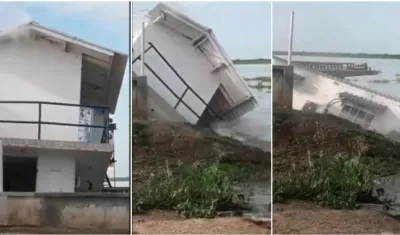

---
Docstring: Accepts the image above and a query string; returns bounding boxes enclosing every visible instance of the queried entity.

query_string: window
[340,104,375,129]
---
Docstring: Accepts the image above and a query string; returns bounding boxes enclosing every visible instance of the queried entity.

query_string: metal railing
[132,42,223,121]
[0,101,110,143]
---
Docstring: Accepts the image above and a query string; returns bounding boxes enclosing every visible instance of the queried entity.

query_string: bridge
[294,61,381,78]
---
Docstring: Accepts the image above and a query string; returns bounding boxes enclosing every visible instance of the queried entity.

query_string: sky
[273,2,400,54]
[132,1,271,59]
[0,2,130,177]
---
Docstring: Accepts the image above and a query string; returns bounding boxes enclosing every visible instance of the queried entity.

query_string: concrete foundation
[0,192,129,230]
[132,75,148,119]
[273,65,294,108]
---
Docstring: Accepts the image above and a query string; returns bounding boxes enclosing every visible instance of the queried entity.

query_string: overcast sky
[273,2,400,54]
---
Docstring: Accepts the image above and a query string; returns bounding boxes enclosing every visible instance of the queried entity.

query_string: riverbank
[273,104,400,232]
[233,58,271,64]
[133,120,270,225]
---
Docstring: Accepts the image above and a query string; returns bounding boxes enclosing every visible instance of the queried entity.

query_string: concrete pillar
[273,65,294,108]
[132,75,148,119]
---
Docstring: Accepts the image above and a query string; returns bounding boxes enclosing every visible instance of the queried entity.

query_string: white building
[274,56,400,139]
[0,22,127,193]
[132,3,257,126]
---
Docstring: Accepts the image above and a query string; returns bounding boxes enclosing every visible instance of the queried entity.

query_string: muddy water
[217,64,271,219]
[212,64,271,150]
[234,180,271,219]
[374,173,400,215]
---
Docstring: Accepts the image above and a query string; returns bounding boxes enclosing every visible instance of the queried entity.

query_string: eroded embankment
[272,104,400,233]
[133,120,270,184]
[132,120,270,233]
[273,104,400,176]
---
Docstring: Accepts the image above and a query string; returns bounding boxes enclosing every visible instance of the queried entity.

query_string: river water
[221,64,272,219]
[287,55,400,97]
[212,64,271,152]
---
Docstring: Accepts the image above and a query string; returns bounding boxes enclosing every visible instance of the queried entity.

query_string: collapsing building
[132,3,257,126]
[274,56,400,140]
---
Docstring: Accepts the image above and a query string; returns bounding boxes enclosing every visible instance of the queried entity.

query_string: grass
[243,76,271,82]
[133,162,254,218]
[274,153,383,209]
[248,81,271,90]
[133,122,151,146]
[367,79,390,84]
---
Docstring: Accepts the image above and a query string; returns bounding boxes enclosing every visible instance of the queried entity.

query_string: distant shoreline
[273,51,400,60]
[233,58,271,64]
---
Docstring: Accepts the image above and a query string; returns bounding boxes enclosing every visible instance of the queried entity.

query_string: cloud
[0,3,31,30]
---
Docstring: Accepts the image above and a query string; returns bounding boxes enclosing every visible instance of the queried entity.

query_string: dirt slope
[273,104,400,175]
[273,104,400,233]
[133,120,270,183]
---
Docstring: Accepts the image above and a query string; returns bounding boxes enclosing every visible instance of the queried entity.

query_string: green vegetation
[396,74,400,83]
[274,154,381,209]
[248,82,271,90]
[244,76,271,92]
[243,76,271,82]
[273,51,400,60]
[133,162,253,218]
[367,79,390,84]
[273,104,400,209]
[133,121,270,217]
[233,58,271,65]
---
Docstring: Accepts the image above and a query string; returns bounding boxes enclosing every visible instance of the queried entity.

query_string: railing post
[38,103,42,140]
[105,108,110,143]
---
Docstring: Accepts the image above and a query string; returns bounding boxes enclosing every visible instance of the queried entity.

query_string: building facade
[0,22,127,193]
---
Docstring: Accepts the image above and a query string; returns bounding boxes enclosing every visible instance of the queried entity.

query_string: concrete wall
[0,37,82,142]
[132,75,148,119]
[273,65,294,108]
[0,192,129,230]
[36,155,76,193]
[0,138,113,193]
[132,21,220,124]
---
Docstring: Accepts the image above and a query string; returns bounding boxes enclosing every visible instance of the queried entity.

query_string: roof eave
[107,52,128,114]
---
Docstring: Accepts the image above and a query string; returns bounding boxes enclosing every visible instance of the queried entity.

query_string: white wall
[36,155,76,193]
[0,38,82,141]
[132,22,220,124]
[89,108,107,143]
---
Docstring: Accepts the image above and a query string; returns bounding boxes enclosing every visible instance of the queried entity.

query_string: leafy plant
[133,162,252,218]
[274,153,380,209]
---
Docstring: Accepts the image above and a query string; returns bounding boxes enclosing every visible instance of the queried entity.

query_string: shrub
[133,162,252,218]
[274,153,379,209]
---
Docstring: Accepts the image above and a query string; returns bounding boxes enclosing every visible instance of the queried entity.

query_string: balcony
[0,101,112,144]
